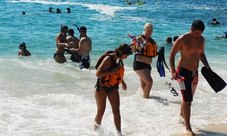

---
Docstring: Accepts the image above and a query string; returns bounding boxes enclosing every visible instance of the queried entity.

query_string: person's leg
[94,87,107,130]
[108,87,121,133]
[182,101,192,130]
[135,69,153,98]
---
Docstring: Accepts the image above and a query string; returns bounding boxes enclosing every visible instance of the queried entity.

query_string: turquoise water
[0,0,227,135]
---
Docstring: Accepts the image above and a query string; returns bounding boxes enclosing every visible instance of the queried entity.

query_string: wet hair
[67,8,71,13]
[61,25,68,32]
[166,37,172,43]
[212,18,216,21]
[115,43,132,57]
[68,29,74,35]
[56,8,61,13]
[79,26,87,32]
[191,20,205,32]
[173,36,179,42]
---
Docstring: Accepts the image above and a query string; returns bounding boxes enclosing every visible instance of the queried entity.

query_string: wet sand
[172,124,227,136]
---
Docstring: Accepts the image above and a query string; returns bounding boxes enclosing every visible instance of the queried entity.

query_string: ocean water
[0,0,227,136]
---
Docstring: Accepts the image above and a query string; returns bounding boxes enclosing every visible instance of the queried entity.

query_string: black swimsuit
[54,52,64,59]
[133,55,151,70]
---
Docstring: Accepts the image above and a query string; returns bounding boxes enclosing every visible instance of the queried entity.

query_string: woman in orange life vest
[131,22,158,98]
[94,43,132,135]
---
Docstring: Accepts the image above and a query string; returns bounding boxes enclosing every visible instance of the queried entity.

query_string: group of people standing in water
[93,20,211,136]
[18,19,211,136]
[54,24,92,69]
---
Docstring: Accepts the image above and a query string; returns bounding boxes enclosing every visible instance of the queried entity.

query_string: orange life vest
[96,52,124,86]
[101,66,124,86]
[140,35,158,57]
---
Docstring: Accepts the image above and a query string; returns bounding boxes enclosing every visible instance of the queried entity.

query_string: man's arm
[169,36,183,79]
[70,39,84,53]
[169,37,182,72]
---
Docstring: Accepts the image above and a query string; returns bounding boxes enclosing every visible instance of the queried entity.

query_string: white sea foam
[0,57,226,135]
[1,0,227,135]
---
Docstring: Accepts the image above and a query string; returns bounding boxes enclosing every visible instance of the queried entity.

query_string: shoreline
[172,124,227,136]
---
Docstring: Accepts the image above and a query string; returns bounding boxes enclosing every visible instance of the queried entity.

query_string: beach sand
[172,124,227,136]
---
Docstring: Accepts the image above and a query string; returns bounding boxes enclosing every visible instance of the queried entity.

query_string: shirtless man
[70,26,92,69]
[66,29,81,62]
[54,25,74,63]
[169,20,210,136]
[67,29,79,49]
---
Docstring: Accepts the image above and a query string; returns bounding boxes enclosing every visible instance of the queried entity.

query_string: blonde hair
[142,22,153,35]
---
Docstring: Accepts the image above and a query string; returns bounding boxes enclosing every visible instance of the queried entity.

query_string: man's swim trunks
[177,67,198,102]
[80,56,90,69]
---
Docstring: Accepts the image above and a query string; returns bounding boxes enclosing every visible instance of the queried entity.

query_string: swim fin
[201,66,226,93]
[156,46,170,77]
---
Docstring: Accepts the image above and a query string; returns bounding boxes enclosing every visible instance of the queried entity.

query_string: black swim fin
[201,66,226,93]
[156,46,170,77]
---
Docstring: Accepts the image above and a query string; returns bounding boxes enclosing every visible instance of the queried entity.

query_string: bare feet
[186,130,195,136]
[94,122,100,131]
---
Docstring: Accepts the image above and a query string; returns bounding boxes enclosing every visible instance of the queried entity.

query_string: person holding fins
[169,20,210,136]
[94,43,132,135]
[18,42,31,56]
[130,22,158,98]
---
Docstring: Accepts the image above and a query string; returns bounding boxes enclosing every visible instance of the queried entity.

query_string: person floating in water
[22,11,26,15]
[166,37,172,44]
[48,7,53,12]
[18,42,31,56]
[210,18,220,25]
[67,8,71,13]
[56,8,61,13]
